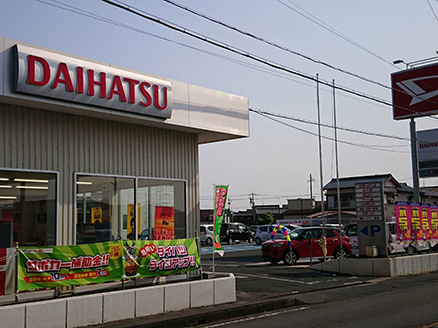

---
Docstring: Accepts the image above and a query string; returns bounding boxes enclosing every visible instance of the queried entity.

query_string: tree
[257,212,274,225]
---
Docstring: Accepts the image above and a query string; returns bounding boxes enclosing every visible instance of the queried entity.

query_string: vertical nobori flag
[213,185,229,257]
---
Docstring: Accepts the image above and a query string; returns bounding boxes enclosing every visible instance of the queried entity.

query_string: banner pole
[212,184,215,276]
[14,243,19,304]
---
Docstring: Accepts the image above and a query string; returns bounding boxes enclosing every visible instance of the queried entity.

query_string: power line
[250,108,410,143]
[101,0,438,120]
[252,109,410,153]
[276,0,397,68]
[163,0,392,91]
[427,0,438,24]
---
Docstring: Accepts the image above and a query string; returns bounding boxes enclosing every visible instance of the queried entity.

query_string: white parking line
[204,306,308,327]
[235,272,317,285]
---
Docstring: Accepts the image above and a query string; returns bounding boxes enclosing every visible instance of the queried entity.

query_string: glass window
[138,178,186,241]
[0,170,57,246]
[76,175,186,244]
[76,175,134,244]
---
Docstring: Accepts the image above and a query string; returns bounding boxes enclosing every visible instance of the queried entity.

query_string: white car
[200,224,214,245]
[254,224,297,245]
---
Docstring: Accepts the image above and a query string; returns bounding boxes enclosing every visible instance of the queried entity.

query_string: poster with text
[395,202,411,242]
[213,185,229,257]
[153,206,175,240]
[430,205,438,244]
[122,238,199,278]
[17,242,124,291]
[410,203,424,243]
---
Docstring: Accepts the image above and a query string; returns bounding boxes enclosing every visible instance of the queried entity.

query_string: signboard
[15,44,172,119]
[18,242,124,291]
[17,239,199,291]
[391,63,438,120]
[355,182,388,257]
[418,129,438,177]
[153,206,175,240]
[213,185,229,257]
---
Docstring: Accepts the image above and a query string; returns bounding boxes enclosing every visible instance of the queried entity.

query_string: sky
[2,0,438,211]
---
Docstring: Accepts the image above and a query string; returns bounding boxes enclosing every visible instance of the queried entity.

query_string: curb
[93,295,304,328]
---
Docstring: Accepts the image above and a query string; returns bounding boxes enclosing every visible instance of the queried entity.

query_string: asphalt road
[200,244,438,328]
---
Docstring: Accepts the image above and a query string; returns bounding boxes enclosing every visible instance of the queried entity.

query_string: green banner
[17,239,200,291]
[122,238,200,278]
[213,185,229,256]
[18,242,124,291]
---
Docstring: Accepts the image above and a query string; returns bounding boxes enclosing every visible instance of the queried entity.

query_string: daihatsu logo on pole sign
[391,63,438,120]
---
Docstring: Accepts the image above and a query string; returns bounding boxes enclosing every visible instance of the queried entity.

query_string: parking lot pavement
[200,243,259,255]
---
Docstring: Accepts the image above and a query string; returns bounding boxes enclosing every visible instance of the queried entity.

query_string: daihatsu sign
[391,63,438,120]
[15,44,172,119]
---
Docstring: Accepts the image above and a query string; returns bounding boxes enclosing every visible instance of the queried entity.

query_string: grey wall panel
[0,104,200,245]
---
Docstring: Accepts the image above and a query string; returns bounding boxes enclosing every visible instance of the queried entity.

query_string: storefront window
[76,175,134,244]
[138,179,186,241]
[0,170,57,246]
[75,175,186,244]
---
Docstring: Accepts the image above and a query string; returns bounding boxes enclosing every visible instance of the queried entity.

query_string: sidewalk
[90,290,304,328]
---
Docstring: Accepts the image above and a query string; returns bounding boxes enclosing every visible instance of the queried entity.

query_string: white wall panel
[0,104,199,245]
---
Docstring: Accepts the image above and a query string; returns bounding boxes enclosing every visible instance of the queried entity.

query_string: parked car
[249,225,259,234]
[220,222,254,244]
[343,223,358,256]
[254,224,298,245]
[261,226,352,265]
[200,224,214,245]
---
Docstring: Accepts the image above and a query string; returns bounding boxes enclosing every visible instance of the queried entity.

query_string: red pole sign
[391,63,438,120]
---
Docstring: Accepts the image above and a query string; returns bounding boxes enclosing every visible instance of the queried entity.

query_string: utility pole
[308,174,315,200]
[249,193,256,225]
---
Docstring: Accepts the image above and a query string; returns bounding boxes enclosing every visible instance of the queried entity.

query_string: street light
[393,59,405,65]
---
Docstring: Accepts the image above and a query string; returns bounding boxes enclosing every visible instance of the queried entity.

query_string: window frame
[73,172,187,245]
[0,167,59,246]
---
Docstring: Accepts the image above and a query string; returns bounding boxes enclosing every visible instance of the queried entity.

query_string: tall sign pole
[410,118,420,202]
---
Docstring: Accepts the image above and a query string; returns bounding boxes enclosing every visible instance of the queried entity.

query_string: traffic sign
[360,225,381,237]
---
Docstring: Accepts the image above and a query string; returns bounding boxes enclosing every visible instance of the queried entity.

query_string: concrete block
[412,256,423,275]
[340,259,359,275]
[391,257,404,276]
[403,256,414,276]
[66,294,103,328]
[164,282,190,313]
[372,258,391,276]
[421,254,431,273]
[190,279,214,308]
[357,259,373,276]
[430,253,438,272]
[135,285,164,317]
[26,299,66,328]
[214,274,236,305]
[103,290,135,323]
[0,304,25,328]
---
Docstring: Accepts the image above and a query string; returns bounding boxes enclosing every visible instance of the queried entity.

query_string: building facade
[0,37,249,247]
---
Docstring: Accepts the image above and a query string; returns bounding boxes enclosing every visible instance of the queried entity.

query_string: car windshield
[289,228,306,239]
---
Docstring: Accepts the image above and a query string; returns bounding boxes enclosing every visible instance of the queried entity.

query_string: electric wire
[36,0,438,121]
[277,0,398,68]
[163,0,391,90]
[427,0,438,24]
[101,0,438,120]
[252,110,410,153]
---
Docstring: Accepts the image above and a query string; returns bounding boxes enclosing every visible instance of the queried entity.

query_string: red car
[261,227,352,265]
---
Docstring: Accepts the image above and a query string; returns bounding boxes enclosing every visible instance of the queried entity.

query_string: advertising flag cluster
[18,239,199,291]
[213,185,229,257]
[395,201,438,247]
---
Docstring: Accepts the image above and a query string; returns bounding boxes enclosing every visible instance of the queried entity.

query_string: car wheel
[248,236,254,244]
[283,249,298,265]
[255,237,262,245]
[227,237,233,245]
[406,245,416,255]
[269,260,280,265]
[334,247,348,259]
[432,244,438,252]
[206,237,213,246]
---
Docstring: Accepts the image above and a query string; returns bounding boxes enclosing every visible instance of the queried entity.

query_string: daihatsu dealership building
[0,36,249,248]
